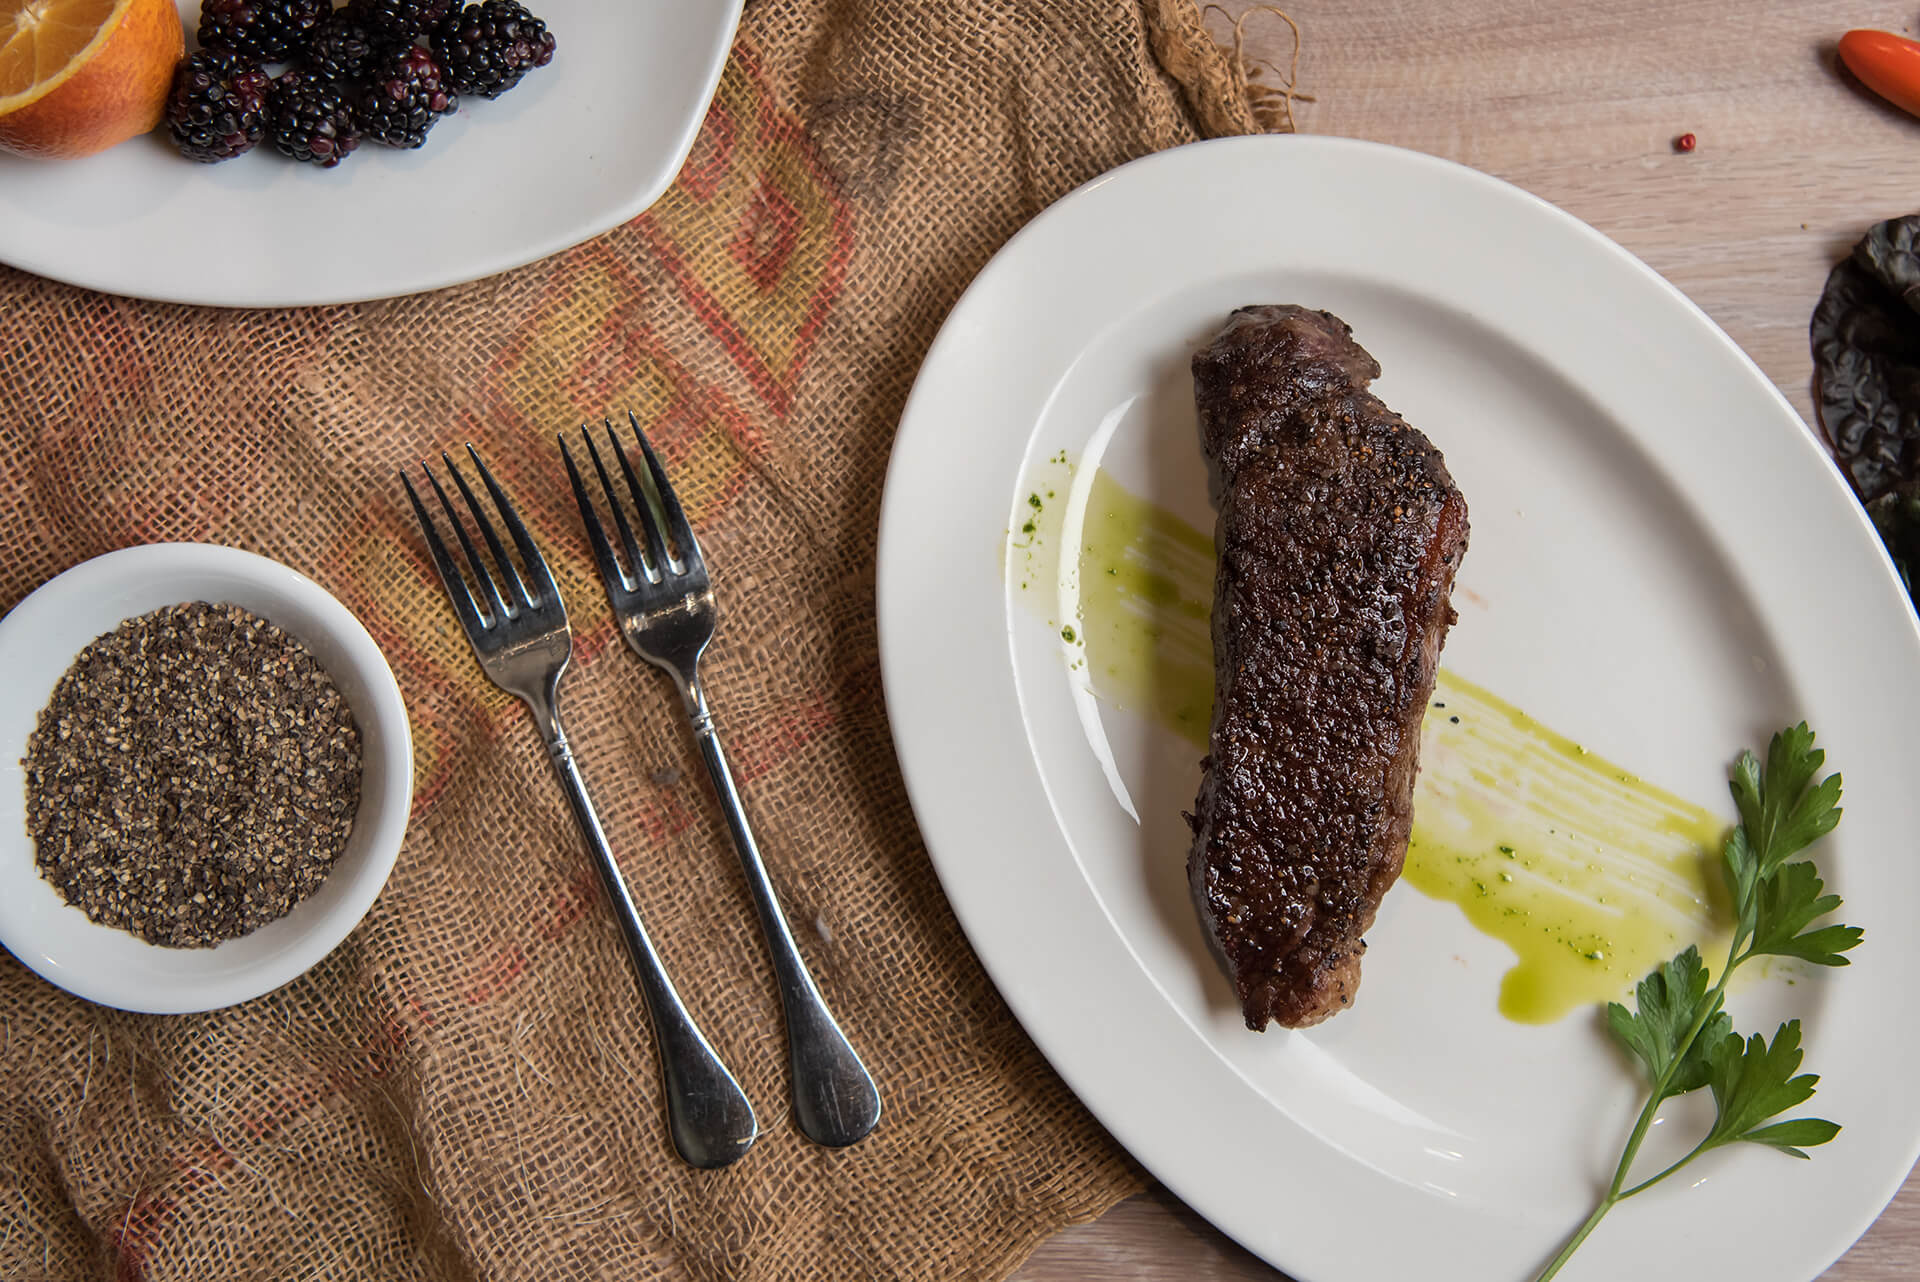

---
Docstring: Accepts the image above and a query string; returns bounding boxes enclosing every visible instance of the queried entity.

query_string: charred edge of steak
[1187,305,1468,1030]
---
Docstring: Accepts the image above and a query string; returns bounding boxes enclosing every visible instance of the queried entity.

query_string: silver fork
[562,414,882,1149]
[402,445,758,1170]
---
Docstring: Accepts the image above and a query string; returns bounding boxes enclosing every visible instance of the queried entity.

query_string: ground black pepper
[22,601,362,948]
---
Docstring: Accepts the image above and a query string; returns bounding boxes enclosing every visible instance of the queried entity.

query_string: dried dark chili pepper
[1811,213,1920,606]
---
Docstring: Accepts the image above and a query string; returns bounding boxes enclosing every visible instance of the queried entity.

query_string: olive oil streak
[1024,464,1732,1024]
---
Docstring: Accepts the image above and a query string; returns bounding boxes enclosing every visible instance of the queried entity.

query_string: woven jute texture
[0,3,1280,1278]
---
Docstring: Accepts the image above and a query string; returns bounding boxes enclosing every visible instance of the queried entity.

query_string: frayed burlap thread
[0,2,1286,1279]
[1146,3,1307,135]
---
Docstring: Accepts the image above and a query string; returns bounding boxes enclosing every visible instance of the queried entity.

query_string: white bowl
[0,544,413,1013]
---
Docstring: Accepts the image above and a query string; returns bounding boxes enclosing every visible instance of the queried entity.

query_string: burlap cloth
[0,3,1291,1277]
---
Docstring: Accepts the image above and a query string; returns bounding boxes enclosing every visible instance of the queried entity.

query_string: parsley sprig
[1533,724,1862,1280]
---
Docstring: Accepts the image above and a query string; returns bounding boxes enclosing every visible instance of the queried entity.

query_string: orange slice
[0,0,183,159]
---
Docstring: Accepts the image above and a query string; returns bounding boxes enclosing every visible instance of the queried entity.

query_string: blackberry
[355,46,457,148]
[164,51,271,163]
[341,0,455,42]
[197,0,326,61]
[431,0,555,100]
[268,72,359,168]
[299,14,379,83]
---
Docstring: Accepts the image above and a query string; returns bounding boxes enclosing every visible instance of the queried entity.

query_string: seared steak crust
[1188,306,1468,1030]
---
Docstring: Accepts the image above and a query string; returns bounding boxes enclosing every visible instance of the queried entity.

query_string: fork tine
[625,410,702,569]
[604,417,671,580]
[465,443,563,611]
[559,432,629,591]
[444,449,532,612]
[584,422,657,584]
[421,461,509,626]
[402,470,490,637]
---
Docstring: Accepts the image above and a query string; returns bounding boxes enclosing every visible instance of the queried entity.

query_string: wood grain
[1013,1,1920,1278]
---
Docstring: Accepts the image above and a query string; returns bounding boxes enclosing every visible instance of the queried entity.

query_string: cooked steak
[1187,305,1468,1030]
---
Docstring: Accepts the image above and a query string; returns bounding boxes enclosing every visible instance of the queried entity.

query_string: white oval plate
[0,0,741,306]
[876,136,1920,1282]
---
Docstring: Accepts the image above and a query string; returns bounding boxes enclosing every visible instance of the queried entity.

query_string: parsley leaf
[1720,825,1760,943]
[1701,1021,1837,1159]
[1605,948,1724,1096]
[1739,1117,1843,1158]
[1748,861,1864,967]
[1731,724,1843,879]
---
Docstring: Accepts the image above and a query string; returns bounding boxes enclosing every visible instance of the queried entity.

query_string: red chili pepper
[1674,132,1697,152]
[1839,29,1920,118]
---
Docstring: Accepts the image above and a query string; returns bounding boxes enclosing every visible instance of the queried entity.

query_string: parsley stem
[1533,953,1739,1282]
[1532,1193,1618,1281]
[1605,1076,1671,1196]
[1617,1137,1715,1200]
[1606,969,1730,1193]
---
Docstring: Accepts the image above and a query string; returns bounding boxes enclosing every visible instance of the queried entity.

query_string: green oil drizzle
[1075,468,1216,744]
[1404,673,1730,1023]
[1022,460,1733,1024]
[1006,453,1073,600]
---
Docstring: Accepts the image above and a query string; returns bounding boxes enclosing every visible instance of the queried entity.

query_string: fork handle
[684,687,882,1148]
[544,727,759,1169]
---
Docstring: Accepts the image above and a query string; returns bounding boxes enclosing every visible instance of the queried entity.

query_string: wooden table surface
[1013,1,1920,1278]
